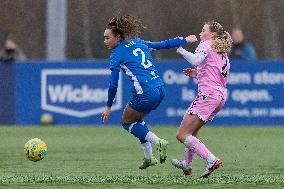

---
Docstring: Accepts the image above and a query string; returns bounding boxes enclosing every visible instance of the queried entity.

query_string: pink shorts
[186,90,226,122]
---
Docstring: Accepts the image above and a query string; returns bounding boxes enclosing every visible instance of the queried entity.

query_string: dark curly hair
[106,14,146,39]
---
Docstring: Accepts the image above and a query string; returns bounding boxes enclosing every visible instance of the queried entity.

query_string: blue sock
[122,121,149,144]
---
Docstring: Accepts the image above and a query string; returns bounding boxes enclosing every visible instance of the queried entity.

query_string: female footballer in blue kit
[101,14,190,169]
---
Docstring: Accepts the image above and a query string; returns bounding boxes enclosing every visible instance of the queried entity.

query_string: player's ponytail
[206,21,233,53]
[107,14,146,39]
[107,17,124,39]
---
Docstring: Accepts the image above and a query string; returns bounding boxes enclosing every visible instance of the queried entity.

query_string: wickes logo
[41,69,122,118]
[48,84,108,103]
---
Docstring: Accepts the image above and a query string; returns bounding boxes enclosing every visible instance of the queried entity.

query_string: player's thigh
[128,87,163,114]
[151,86,165,110]
[122,105,146,124]
[177,113,204,142]
[188,91,224,122]
[208,96,226,121]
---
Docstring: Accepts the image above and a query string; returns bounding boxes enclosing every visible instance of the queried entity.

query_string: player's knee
[176,131,184,143]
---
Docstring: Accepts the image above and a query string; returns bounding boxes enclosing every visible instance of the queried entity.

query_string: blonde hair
[206,21,232,53]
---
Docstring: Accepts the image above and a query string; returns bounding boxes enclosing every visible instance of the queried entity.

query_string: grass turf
[0,126,284,188]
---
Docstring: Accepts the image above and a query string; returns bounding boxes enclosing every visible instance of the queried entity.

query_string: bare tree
[80,0,93,58]
[229,0,241,27]
[263,1,281,59]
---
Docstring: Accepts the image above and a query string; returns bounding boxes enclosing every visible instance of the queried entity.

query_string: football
[24,138,47,162]
[40,113,54,125]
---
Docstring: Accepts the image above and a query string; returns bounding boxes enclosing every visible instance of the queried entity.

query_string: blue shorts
[128,86,165,114]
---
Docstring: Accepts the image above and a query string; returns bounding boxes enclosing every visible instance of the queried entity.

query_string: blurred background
[0,0,283,126]
[0,0,284,60]
[1,2,283,187]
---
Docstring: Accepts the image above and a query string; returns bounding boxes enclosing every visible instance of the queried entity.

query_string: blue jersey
[110,38,164,94]
[107,37,186,107]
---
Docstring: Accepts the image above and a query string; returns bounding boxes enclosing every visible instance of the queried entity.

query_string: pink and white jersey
[195,40,230,96]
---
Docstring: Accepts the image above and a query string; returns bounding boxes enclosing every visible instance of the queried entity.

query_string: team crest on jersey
[201,94,208,100]
[41,69,122,118]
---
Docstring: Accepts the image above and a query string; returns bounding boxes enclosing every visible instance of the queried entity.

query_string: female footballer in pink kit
[171,21,233,178]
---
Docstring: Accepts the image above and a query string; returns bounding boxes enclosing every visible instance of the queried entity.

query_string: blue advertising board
[15,60,284,125]
[154,60,284,125]
[16,61,124,124]
[0,63,15,124]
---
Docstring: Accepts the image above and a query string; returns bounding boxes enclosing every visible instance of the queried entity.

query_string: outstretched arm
[143,37,187,50]
[177,47,206,66]
[101,69,119,122]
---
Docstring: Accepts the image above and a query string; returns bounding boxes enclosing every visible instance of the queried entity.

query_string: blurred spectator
[0,38,27,63]
[229,28,256,60]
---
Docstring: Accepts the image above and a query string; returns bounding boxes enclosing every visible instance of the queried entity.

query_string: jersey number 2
[133,48,153,69]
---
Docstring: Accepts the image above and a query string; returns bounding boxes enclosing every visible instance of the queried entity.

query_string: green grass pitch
[0,126,284,189]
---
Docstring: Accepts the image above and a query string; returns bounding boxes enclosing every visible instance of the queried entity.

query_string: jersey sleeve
[195,40,211,57]
[107,49,121,107]
[109,50,121,71]
[142,38,187,50]
[106,69,120,108]
[176,47,206,66]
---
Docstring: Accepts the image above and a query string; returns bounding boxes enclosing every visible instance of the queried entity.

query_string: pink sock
[184,147,194,164]
[184,135,216,162]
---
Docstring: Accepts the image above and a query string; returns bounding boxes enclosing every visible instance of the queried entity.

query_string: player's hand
[183,68,197,78]
[101,107,112,122]
[185,35,198,43]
